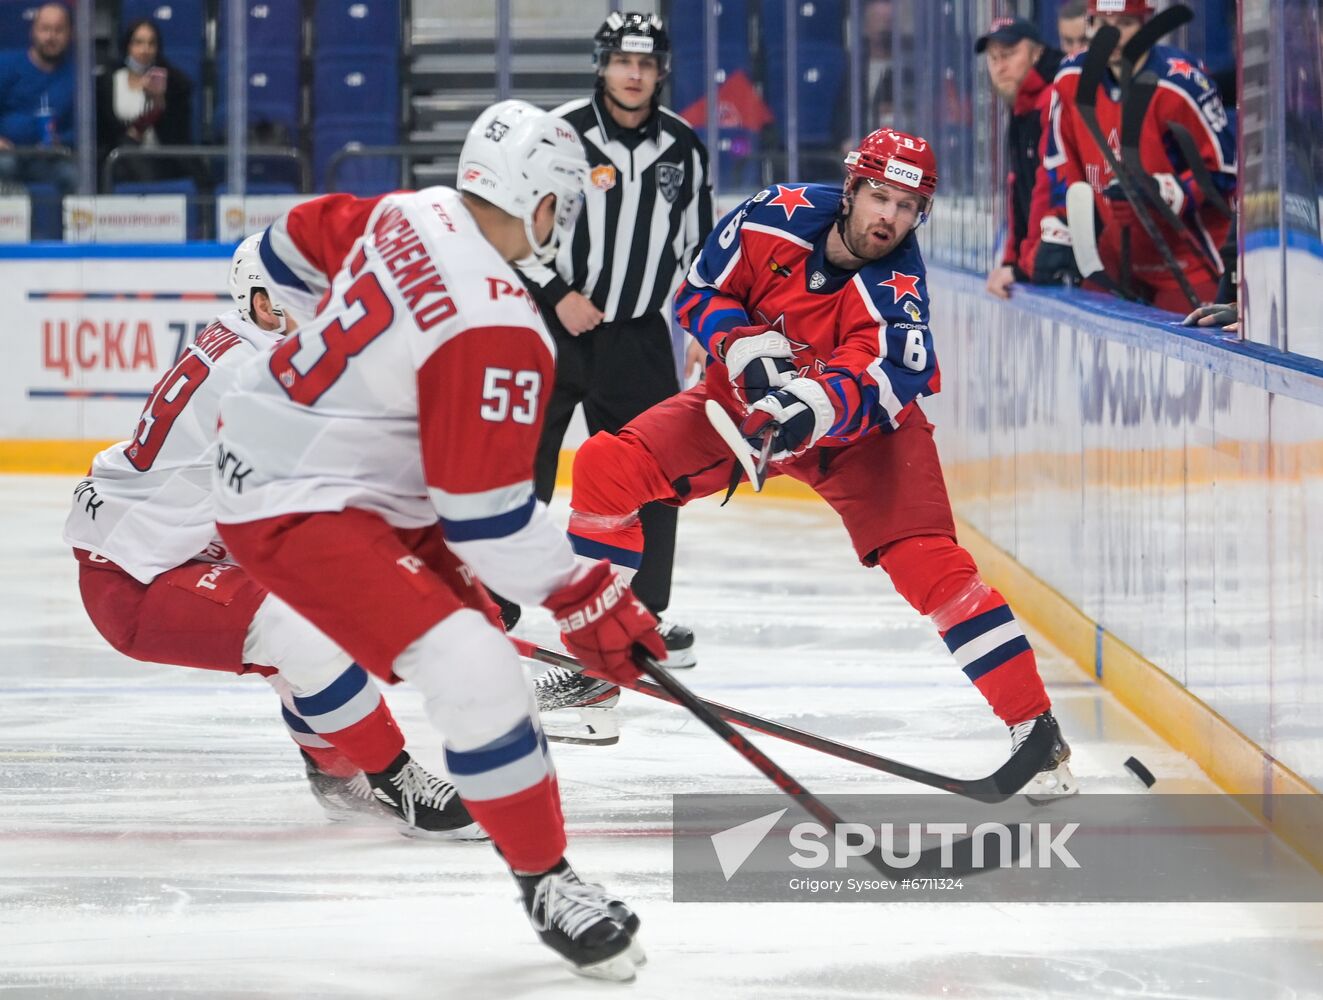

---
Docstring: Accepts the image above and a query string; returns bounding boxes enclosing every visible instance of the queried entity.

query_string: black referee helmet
[593,11,671,78]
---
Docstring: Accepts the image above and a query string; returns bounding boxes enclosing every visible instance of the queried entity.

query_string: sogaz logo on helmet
[883,159,924,189]
[620,35,655,53]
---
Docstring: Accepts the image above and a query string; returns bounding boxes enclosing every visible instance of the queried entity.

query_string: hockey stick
[630,645,1034,879]
[1166,121,1233,220]
[704,398,774,492]
[1118,68,1221,273]
[1076,25,1202,310]
[1067,182,1134,299]
[515,637,1055,802]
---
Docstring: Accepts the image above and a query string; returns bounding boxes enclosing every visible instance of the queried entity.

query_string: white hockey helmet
[228,233,288,331]
[457,99,589,267]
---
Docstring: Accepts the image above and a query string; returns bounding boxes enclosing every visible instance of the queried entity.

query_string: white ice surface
[1,475,1320,998]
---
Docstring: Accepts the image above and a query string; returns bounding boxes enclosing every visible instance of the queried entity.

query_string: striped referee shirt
[521,92,713,323]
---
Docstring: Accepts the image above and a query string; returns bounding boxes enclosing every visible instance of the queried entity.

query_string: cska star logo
[767,184,814,220]
[1167,58,1197,79]
[878,271,921,304]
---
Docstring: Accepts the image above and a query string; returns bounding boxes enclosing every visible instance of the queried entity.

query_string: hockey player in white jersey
[212,101,660,982]
[62,236,483,840]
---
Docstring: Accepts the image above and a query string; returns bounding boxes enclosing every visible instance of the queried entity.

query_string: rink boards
[920,265,1323,806]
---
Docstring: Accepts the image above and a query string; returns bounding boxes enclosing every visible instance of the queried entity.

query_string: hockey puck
[1123,756,1156,788]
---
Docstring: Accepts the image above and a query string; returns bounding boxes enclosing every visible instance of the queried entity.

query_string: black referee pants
[535,310,681,614]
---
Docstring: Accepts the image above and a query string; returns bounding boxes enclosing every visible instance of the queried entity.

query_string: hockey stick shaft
[514,637,1042,801]
[1166,121,1233,219]
[1076,26,1202,309]
[626,648,1034,880]
[629,647,879,857]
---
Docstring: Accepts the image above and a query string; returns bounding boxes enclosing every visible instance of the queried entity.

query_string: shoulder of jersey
[857,236,930,315]
[1053,51,1084,87]
[742,182,840,242]
[196,309,279,365]
[391,189,542,330]
[1150,45,1217,97]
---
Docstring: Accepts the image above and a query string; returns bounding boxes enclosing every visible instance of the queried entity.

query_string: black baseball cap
[974,17,1043,53]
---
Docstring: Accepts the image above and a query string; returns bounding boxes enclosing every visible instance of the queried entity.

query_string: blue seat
[761,0,844,49]
[313,50,398,121]
[764,43,847,145]
[120,0,206,60]
[0,2,39,52]
[314,0,400,57]
[217,0,302,61]
[214,60,302,138]
[314,116,399,195]
[214,180,300,196]
[668,0,748,43]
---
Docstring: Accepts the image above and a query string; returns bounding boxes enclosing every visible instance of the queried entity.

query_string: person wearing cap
[977,17,1064,299]
[510,12,713,677]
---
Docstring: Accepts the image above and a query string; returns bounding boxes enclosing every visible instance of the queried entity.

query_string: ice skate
[1010,710,1079,803]
[516,861,645,982]
[302,750,398,824]
[534,665,621,746]
[364,751,488,840]
[656,619,697,669]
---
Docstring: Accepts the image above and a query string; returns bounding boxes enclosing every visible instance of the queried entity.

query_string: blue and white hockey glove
[712,324,797,409]
[738,377,836,462]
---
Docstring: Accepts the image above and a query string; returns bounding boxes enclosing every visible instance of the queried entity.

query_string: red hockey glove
[711,324,797,409]
[544,560,664,685]
[739,377,836,461]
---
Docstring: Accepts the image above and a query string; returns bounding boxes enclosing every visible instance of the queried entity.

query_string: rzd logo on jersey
[656,162,685,203]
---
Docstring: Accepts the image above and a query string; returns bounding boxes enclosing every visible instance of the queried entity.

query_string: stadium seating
[763,42,846,146]
[314,0,400,58]
[313,50,399,121]
[119,0,206,63]
[313,115,399,195]
[760,0,845,49]
[216,1,302,62]
[0,1,39,52]
[214,60,302,138]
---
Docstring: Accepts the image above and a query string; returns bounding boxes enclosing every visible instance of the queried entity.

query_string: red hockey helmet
[1087,0,1155,17]
[843,127,938,223]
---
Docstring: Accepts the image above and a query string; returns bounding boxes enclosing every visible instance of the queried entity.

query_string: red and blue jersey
[1042,44,1236,273]
[675,182,940,443]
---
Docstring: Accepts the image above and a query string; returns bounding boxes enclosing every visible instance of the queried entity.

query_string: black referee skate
[1009,711,1079,803]
[515,860,645,982]
[656,619,697,669]
[534,666,621,746]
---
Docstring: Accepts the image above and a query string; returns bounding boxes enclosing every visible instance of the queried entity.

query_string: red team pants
[73,548,405,776]
[570,384,1051,726]
[218,508,568,872]
[216,508,501,682]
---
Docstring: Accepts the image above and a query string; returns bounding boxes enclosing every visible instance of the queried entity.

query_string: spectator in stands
[977,17,1063,299]
[96,18,195,186]
[1057,0,1088,58]
[0,2,77,196]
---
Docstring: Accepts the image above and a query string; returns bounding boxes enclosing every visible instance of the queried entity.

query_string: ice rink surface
[2,474,1321,999]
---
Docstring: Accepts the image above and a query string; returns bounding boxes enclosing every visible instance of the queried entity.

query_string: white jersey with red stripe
[213,187,579,608]
[62,309,282,583]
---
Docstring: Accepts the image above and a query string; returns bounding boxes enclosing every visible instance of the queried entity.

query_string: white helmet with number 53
[457,99,589,268]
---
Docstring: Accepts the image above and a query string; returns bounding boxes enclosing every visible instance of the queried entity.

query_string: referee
[519,11,713,669]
